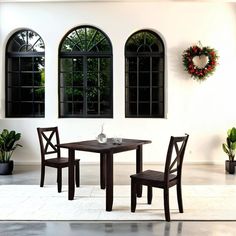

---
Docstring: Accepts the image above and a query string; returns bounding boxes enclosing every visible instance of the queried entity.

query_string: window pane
[34,57,44,71]
[74,103,83,115]
[152,57,164,71]
[126,57,137,71]
[125,30,164,118]
[151,40,164,53]
[139,57,150,71]
[88,58,99,72]
[21,103,33,116]
[21,88,33,101]
[61,38,74,52]
[100,87,110,101]
[125,39,138,52]
[34,88,44,101]
[100,58,111,72]
[60,73,73,86]
[152,88,164,102]
[74,72,83,86]
[73,58,83,71]
[8,88,20,101]
[61,102,73,116]
[34,103,44,116]
[87,102,98,114]
[61,88,73,101]
[7,73,20,86]
[8,58,19,71]
[126,72,136,87]
[87,72,98,86]
[87,87,98,102]
[6,30,45,118]
[7,102,20,116]
[139,103,150,115]
[127,88,137,102]
[127,103,137,116]
[21,73,33,86]
[139,88,150,101]
[61,72,84,87]
[152,103,164,117]
[7,30,45,52]
[59,26,113,118]
[61,58,73,72]
[126,31,164,53]
[73,88,83,101]
[100,73,109,87]
[21,58,32,71]
[34,73,44,86]
[139,72,150,86]
[152,72,164,86]
[100,102,111,115]
[61,26,111,53]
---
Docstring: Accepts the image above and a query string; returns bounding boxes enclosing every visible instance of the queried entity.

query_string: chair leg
[75,161,80,187]
[40,165,45,187]
[177,183,183,213]
[164,188,170,221]
[57,168,62,193]
[131,179,137,212]
[147,186,152,204]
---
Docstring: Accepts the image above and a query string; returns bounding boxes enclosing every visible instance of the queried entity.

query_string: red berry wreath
[182,45,218,80]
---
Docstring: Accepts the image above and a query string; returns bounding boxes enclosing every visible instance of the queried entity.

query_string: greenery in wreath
[182,44,218,80]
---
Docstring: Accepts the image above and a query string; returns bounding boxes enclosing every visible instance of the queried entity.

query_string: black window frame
[58,25,113,118]
[125,30,165,118]
[5,29,45,118]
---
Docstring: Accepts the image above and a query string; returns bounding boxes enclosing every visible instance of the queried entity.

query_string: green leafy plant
[0,129,22,163]
[222,127,236,161]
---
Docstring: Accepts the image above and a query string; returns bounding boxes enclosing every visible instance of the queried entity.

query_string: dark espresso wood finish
[130,135,189,221]
[37,127,80,193]
[58,138,151,211]
[100,153,106,189]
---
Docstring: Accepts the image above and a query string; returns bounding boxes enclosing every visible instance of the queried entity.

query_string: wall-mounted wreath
[182,44,218,80]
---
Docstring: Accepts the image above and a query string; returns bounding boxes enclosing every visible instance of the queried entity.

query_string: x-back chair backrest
[164,134,189,183]
[37,127,61,161]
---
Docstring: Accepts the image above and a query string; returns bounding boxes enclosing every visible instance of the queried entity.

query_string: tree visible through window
[6,30,45,117]
[125,30,164,118]
[59,26,113,118]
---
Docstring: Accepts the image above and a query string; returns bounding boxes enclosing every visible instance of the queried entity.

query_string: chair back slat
[37,127,61,161]
[41,131,58,154]
[169,168,178,174]
[164,134,189,183]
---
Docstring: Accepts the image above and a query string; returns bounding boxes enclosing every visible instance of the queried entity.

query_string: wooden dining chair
[130,134,189,221]
[37,127,80,193]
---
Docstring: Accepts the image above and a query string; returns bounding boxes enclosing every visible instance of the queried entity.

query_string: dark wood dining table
[58,138,151,211]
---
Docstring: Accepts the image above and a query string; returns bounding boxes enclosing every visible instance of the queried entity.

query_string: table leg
[106,151,113,211]
[136,145,143,197]
[100,153,106,189]
[68,149,75,200]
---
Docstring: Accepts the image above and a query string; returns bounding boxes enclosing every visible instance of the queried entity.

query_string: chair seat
[131,169,177,185]
[45,157,80,165]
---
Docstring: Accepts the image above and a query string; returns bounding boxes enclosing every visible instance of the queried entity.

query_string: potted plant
[222,127,236,174]
[0,129,22,175]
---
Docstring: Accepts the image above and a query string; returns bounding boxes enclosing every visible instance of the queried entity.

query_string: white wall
[0,1,236,164]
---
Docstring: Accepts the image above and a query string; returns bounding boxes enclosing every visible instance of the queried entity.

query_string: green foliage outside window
[59,26,112,117]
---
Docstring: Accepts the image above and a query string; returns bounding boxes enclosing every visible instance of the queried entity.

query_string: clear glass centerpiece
[97,124,107,144]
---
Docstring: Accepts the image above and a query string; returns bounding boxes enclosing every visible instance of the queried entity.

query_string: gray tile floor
[1,163,236,236]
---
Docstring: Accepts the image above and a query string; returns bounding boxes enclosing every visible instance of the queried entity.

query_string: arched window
[59,26,113,118]
[6,29,45,117]
[125,30,165,118]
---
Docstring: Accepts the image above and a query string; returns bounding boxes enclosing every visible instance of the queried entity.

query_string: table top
[58,138,151,154]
